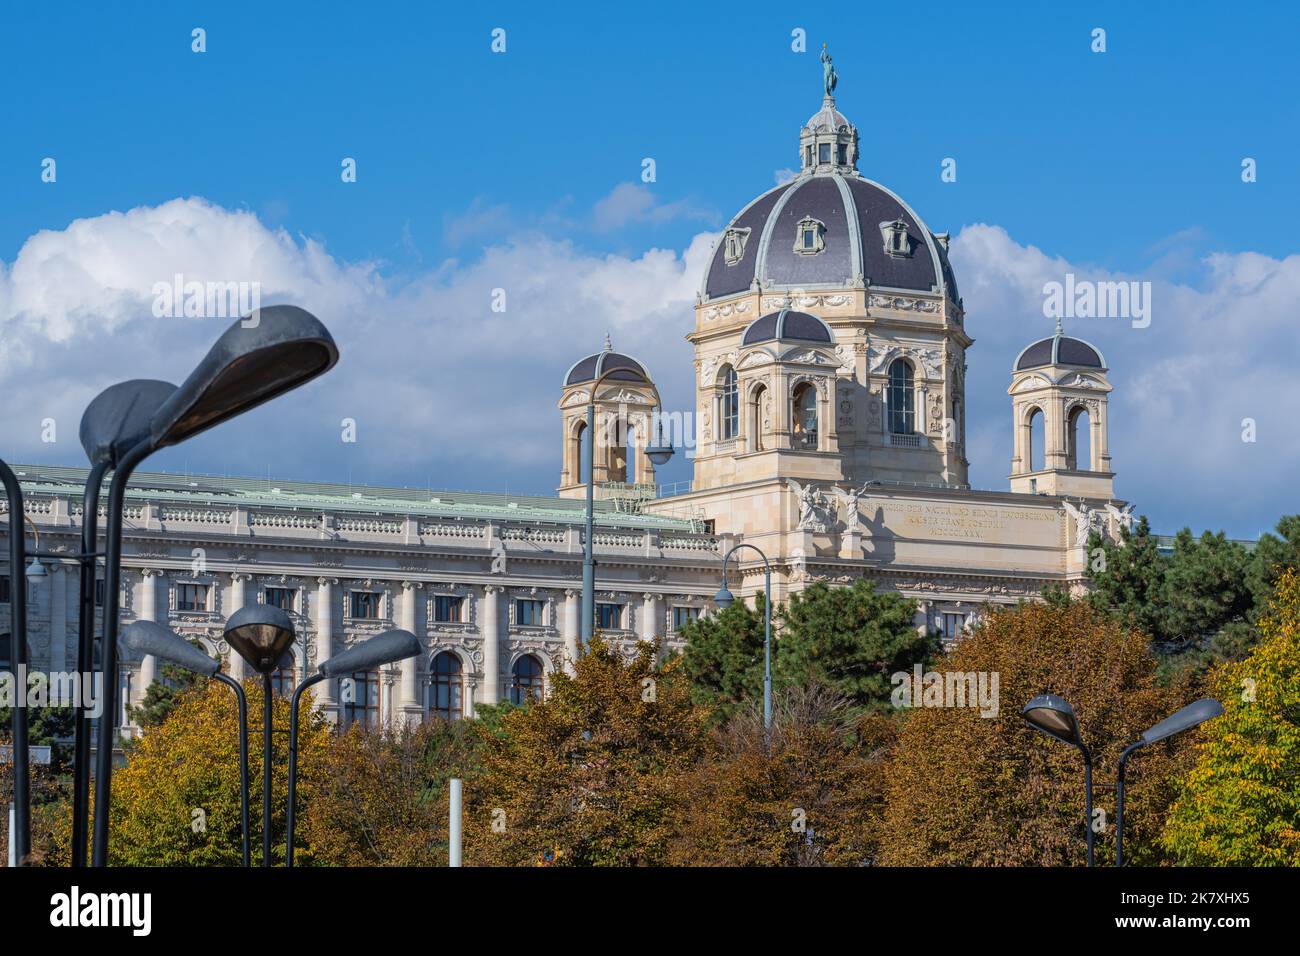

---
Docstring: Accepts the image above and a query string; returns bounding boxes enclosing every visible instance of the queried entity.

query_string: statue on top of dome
[821,43,837,97]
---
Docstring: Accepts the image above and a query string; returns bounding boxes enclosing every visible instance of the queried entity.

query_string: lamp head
[1140,698,1224,745]
[149,305,338,450]
[318,629,421,678]
[713,584,734,609]
[223,604,296,674]
[644,442,674,467]
[1021,694,1084,747]
[79,379,179,465]
[25,558,47,583]
[121,620,221,677]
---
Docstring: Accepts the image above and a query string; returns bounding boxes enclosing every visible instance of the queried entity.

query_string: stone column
[49,565,67,673]
[479,585,502,705]
[136,570,162,704]
[640,592,660,646]
[398,581,423,725]
[314,577,337,717]
[227,572,250,681]
[562,589,580,674]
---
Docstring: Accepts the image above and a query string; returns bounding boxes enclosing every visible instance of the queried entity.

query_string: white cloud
[0,198,713,494]
[590,183,715,231]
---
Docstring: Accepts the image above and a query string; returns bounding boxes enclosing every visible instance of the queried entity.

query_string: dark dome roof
[1014,333,1106,371]
[564,348,649,386]
[742,309,834,346]
[702,172,957,301]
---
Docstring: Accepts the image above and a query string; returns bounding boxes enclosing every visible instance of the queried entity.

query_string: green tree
[1159,529,1253,647]
[777,579,934,713]
[1247,514,1300,611]
[128,643,216,728]
[1086,515,1166,640]
[1162,569,1300,865]
[676,598,766,723]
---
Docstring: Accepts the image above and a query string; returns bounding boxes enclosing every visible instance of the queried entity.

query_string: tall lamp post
[0,460,33,866]
[120,620,251,866]
[1115,698,1222,866]
[1021,693,1095,867]
[712,543,773,733]
[223,604,298,867]
[579,363,672,653]
[85,306,338,867]
[285,628,421,866]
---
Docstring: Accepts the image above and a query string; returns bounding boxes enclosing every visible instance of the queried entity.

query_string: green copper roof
[10,464,698,531]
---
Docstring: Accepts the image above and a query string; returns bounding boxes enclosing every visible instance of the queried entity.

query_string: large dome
[701,173,959,302]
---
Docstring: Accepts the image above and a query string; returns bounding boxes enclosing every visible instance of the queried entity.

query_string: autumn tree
[880,600,1199,866]
[300,717,482,866]
[777,579,933,713]
[47,681,332,866]
[1161,569,1300,865]
[668,683,895,866]
[465,638,706,866]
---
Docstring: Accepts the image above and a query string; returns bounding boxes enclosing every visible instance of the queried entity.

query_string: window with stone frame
[349,590,382,619]
[433,595,464,624]
[264,587,295,611]
[515,598,545,627]
[175,583,210,612]
[429,651,463,720]
[672,606,701,631]
[510,654,545,705]
[595,603,623,631]
[341,670,381,729]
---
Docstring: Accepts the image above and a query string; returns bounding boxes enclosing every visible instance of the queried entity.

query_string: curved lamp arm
[286,672,327,867]
[212,673,251,867]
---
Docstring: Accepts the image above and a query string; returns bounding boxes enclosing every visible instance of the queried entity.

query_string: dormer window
[836,143,847,165]
[794,215,825,256]
[723,227,751,266]
[881,217,912,258]
[818,143,831,164]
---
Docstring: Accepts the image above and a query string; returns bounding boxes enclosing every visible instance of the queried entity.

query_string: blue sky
[2,0,1297,538]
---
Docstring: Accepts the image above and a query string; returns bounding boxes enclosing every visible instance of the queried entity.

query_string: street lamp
[89,305,338,867]
[285,628,421,866]
[1021,693,1095,866]
[224,604,297,867]
[120,620,251,866]
[1115,698,1222,866]
[73,377,177,866]
[715,543,773,734]
[0,459,34,866]
[580,360,671,653]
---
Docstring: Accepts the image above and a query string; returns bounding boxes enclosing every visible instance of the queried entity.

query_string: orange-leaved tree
[880,599,1198,866]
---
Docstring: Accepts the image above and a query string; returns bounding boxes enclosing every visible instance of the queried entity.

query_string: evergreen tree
[675,597,766,723]
[777,579,935,714]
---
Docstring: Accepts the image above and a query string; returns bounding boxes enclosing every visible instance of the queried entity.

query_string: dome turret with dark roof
[1014,323,1106,371]
[564,336,650,386]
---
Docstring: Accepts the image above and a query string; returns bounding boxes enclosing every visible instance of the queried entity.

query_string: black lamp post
[285,628,421,866]
[73,377,178,866]
[120,619,251,866]
[223,604,298,867]
[713,543,772,733]
[87,306,338,867]
[0,459,33,866]
[1115,698,1222,866]
[1021,693,1095,867]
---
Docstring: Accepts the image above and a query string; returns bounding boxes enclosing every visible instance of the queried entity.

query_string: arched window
[1067,405,1091,470]
[792,382,818,449]
[1028,407,1045,472]
[751,384,767,452]
[510,654,545,705]
[888,359,915,434]
[574,421,589,484]
[429,651,463,720]
[719,366,738,440]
